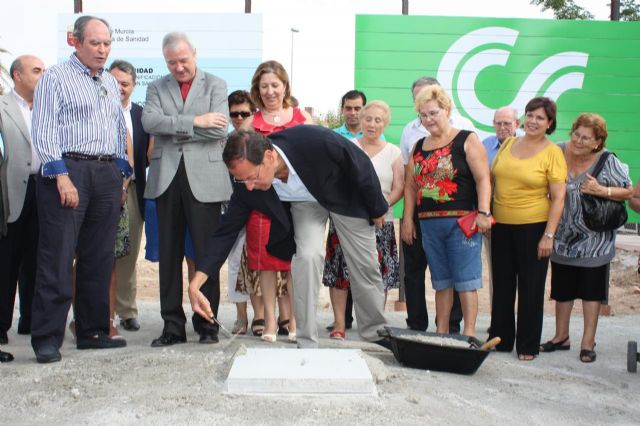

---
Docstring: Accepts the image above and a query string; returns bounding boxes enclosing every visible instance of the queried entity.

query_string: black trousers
[156,158,221,337]
[489,222,549,355]
[31,159,121,350]
[403,213,462,332]
[0,175,38,333]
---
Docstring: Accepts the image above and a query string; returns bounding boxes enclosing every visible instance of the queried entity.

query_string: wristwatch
[478,210,492,217]
[544,232,554,239]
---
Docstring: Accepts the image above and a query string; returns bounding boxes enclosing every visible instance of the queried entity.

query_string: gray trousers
[115,182,144,320]
[290,202,386,348]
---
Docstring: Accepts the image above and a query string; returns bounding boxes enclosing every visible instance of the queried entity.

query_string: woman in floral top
[401,85,491,337]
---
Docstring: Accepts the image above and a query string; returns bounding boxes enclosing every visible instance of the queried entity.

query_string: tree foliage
[0,46,10,95]
[530,0,594,19]
[531,0,640,20]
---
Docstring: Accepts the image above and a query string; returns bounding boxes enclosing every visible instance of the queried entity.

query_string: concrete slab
[224,348,376,395]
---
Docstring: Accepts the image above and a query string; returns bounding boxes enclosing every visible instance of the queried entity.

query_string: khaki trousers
[290,202,386,348]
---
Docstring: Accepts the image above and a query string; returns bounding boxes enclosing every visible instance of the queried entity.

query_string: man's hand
[188,271,214,323]
[373,215,385,229]
[194,112,228,129]
[56,175,79,208]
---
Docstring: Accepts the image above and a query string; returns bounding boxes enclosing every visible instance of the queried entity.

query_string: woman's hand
[474,214,493,234]
[401,217,416,245]
[581,174,604,196]
[537,235,553,259]
[188,271,214,323]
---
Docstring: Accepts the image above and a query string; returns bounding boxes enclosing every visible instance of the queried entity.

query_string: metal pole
[611,0,620,20]
[402,0,409,15]
[74,0,83,13]
[290,28,299,91]
[245,0,251,14]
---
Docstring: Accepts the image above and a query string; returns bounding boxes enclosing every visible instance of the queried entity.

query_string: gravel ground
[2,301,639,425]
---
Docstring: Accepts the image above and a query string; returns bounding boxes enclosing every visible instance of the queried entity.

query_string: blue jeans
[420,217,482,292]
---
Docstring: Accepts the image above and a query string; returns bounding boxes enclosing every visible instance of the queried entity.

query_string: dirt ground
[2,232,640,425]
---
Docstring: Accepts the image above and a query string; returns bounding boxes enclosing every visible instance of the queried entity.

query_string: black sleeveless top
[411,130,478,218]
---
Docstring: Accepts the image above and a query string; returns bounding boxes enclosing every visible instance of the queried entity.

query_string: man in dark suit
[109,60,150,332]
[188,126,390,349]
[142,32,232,346]
[0,55,45,350]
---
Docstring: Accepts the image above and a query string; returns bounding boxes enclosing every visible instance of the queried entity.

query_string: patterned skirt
[115,202,131,259]
[236,246,289,297]
[323,219,399,291]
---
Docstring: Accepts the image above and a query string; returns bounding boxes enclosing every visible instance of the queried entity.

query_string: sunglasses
[230,111,252,119]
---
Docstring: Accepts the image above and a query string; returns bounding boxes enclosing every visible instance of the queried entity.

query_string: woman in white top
[322,100,404,340]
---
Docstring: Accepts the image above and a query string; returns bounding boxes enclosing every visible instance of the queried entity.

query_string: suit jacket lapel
[1,95,31,144]
[166,77,183,112]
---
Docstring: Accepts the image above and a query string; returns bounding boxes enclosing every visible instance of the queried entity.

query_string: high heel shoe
[288,331,297,343]
[261,333,277,343]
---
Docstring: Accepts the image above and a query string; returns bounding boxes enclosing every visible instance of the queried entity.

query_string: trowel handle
[480,337,501,351]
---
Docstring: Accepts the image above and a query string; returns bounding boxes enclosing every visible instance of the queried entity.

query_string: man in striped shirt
[30,16,132,363]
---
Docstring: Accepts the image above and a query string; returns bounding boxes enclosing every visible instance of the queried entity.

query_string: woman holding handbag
[540,113,632,363]
[401,85,491,337]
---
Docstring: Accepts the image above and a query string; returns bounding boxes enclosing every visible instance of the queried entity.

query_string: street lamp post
[290,28,300,91]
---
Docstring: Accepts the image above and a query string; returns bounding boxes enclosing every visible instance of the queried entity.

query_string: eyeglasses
[230,111,252,119]
[494,121,515,128]
[418,109,441,120]
[232,164,261,184]
[571,130,595,144]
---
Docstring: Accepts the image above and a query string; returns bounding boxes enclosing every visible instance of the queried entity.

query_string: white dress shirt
[13,91,41,175]
[271,145,316,202]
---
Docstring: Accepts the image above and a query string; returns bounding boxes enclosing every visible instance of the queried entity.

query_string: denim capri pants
[419,217,482,292]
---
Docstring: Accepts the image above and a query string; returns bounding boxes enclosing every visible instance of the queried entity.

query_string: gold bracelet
[607,187,612,197]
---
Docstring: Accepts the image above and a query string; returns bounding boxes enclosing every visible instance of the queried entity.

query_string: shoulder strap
[591,151,611,178]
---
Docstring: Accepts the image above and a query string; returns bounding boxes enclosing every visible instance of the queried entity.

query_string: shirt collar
[69,53,104,77]
[11,90,29,110]
[123,100,132,113]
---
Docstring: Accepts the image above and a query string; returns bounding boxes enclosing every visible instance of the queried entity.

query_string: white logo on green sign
[437,27,589,133]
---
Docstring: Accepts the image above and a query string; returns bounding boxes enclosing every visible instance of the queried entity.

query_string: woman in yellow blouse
[488,97,567,361]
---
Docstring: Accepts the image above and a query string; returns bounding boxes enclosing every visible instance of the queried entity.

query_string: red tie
[179,81,191,102]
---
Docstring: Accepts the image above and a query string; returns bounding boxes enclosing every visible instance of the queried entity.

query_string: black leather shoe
[77,332,127,350]
[151,333,186,347]
[0,349,14,363]
[373,339,393,351]
[0,330,8,345]
[17,317,31,335]
[35,345,61,363]
[199,328,219,344]
[120,318,140,331]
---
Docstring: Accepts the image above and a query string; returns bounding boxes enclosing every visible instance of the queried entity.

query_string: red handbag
[457,211,496,238]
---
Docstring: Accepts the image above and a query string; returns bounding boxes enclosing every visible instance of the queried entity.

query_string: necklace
[272,114,281,123]
[264,109,282,123]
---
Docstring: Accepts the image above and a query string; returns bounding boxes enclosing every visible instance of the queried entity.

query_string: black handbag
[580,151,628,231]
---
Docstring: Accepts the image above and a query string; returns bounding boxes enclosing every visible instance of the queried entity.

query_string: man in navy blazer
[189,126,390,348]
[109,60,150,332]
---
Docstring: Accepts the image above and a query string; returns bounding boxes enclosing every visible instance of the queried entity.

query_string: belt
[63,152,115,162]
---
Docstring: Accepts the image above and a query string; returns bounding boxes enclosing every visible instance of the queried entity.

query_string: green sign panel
[355,15,640,220]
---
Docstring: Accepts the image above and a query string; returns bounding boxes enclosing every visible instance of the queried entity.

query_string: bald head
[10,55,45,103]
[493,107,520,142]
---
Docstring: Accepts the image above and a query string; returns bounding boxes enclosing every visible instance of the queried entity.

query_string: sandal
[277,318,290,336]
[232,320,248,335]
[517,354,536,361]
[580,343,597,363]
[251,319,265,337]
[330,330,346,341]
[261,333,277,343]
[539,336,570,352]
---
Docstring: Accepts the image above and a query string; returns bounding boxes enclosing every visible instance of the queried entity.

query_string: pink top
[252,107,306,136]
